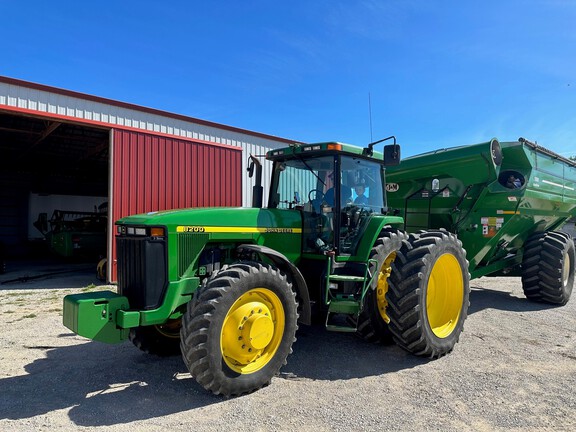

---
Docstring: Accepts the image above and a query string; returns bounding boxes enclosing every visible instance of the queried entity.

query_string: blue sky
[1,1,575,157]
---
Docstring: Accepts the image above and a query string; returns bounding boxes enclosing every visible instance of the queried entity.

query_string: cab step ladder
[324,255,379,332]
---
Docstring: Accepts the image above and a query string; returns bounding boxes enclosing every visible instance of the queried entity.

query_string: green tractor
[64,137,575,396]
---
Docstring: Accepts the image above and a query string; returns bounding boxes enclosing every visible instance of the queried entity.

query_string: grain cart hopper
[385,137,576,304]
[62,137,574,397]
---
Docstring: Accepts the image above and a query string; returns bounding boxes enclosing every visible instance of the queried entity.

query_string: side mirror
[247,160,255,177]
[383,144,401,166]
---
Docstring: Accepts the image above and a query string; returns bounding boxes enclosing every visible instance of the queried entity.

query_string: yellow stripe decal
[176,226,302,234]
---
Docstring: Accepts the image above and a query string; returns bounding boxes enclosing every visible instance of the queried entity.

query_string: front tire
[129,319,182,357]
[521,231,575,305]
[387,229,470,358]
[180,262,298,396]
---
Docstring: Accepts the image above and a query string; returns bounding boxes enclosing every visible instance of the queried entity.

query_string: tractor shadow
[2,281,559,426]
[0,336,220,426]
[282,324,428,381]
[0,327,428,426]
[467,285,559,315]
[284,281,563,382]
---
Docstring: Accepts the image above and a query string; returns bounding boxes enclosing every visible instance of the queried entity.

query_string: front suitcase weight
[63,291,131,343]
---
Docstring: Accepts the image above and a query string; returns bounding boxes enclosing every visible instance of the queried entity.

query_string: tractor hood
[116,207,302,231]
[116,207,304,264]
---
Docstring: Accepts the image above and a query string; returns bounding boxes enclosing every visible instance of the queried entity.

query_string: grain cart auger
[61,135,575,397]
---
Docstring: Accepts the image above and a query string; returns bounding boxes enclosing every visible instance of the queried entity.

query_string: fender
[353,215,405,261]
[237,244,311,325]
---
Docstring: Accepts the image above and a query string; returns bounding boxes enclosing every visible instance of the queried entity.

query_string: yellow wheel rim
[221,288,285,374]
[563,251,571,287]
[154,319,181,339]
[426,253,463,338]
[376,252,396,324]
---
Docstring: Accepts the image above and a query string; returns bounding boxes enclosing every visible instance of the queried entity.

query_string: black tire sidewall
[561,237,575,300]
[419,238,470,353]
[129,323,181,357]
[188,263,298,395]
[388,230,470,357]
[522,231,575,305]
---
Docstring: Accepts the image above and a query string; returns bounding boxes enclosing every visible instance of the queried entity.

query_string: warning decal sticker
[481,216,504,238]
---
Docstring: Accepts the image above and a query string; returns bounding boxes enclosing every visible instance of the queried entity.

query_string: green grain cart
[63,137,575,396]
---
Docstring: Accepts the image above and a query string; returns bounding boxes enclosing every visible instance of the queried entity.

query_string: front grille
[117,236,168,310]
[178,233,209,277]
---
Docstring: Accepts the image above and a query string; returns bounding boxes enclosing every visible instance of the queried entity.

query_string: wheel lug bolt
[238,336,243,340]
[242,344,246,349]
[248,348,252,352]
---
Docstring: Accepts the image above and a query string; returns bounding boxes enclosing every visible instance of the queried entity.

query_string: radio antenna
[368,92,373,142]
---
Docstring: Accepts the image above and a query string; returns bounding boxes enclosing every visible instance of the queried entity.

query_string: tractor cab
[267,141,400,257]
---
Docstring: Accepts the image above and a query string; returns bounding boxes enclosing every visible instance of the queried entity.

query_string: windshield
[269,154,386,256]
[340,156,386,213]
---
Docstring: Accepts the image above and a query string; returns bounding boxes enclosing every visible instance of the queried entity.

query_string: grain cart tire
[387,229,470,358]
[180,262,298,396]
[129,319,182,357]
[521,231,575,305]
[356,228,407,344]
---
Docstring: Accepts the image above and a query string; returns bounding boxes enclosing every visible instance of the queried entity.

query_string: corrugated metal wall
[110,129,242,279]
[112,129,242,216]
[0,77,296,206]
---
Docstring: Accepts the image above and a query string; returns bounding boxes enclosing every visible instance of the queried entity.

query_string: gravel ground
[0,264,575,431]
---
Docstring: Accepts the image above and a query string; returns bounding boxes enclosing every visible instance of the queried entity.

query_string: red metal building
[110,130,242,279]
[0,76,294,280]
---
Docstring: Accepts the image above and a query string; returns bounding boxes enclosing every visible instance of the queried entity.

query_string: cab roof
[266,142,385,162]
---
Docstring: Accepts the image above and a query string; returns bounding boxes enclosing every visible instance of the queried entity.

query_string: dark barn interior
[0,111,110,258]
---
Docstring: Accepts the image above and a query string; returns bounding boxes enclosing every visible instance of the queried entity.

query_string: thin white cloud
[323,0,424,41]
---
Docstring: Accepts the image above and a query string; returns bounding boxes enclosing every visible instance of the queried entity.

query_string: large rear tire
[521,231,575,305]
[129,319,182,357]
[387,229,470,358]
[356,228,407,344]
[180,262,298,396]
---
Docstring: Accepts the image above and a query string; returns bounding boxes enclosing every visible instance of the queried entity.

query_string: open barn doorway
[0,111,110,278]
